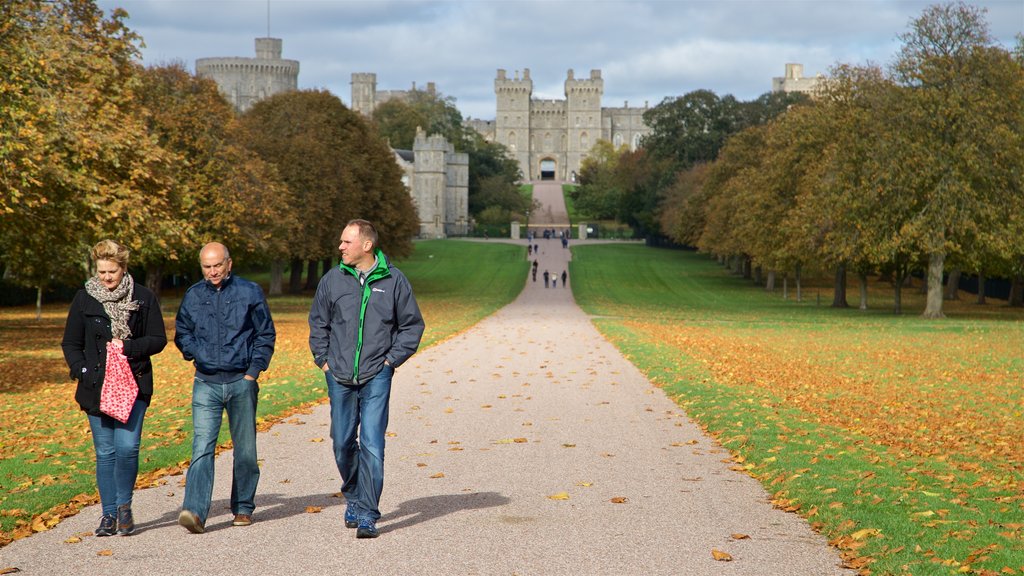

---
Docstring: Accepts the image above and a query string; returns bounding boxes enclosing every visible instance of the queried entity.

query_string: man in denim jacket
[309,219,424,538]
[174,242,276,533]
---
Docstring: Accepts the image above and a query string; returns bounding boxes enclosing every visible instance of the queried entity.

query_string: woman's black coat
[61,283,167,415]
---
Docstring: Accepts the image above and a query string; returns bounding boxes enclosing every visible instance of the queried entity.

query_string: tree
[236,90,417,291]
[890,1,1017,318]
[572,140,628,220]
[135,63,295,294]
[0,0,174,317]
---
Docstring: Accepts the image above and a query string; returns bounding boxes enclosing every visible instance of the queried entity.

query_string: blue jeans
[88,399,147,517]
[182,376,259,523]
[326,365,393,522]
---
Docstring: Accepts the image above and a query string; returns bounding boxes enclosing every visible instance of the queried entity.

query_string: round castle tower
[196,38,299,113]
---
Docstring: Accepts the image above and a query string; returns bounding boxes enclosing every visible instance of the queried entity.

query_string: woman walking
[61,240,167,536]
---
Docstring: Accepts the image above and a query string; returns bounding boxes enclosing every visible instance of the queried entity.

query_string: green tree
[572,140,628,220]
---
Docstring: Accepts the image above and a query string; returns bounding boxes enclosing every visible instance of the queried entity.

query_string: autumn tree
[134,63,295,294]
[890,1,1018,318]
[0,0,175,317]
[236,90,417,292]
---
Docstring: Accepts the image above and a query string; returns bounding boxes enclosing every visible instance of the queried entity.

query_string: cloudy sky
[95,0,1022,119]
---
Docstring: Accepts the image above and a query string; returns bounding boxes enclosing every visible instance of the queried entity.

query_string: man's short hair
[346,219,378,250]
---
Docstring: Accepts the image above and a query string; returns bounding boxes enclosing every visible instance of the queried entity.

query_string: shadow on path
[379,492,510,533]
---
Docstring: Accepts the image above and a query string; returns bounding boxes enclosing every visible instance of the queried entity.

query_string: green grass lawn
[0,239,526,542]
[570,244,1024,575]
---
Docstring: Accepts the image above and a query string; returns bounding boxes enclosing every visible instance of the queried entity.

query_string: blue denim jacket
[174,275,275,383]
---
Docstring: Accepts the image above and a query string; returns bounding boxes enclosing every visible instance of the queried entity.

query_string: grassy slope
[570,244,1024,576]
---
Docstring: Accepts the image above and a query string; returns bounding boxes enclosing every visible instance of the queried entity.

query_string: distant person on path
[561,270,568,288]
[543,270,550,288]
[527,244,532,256]
[309,219,425,539]
[175,242,276,534]
[61,239,167,537]
[552,278,557,288]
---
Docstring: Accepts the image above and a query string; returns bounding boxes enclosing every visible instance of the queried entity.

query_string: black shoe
[356,518,379,539]
[178,509,205,534]
[116,504,135,535]
[95,514,116,537]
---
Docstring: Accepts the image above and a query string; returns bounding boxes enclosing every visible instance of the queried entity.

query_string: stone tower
[564,69,603,182]
[195,38,299,113]
[445,151,469,236]
[351,72,377,116]
[494,69,534,180]
[413,129,451,238]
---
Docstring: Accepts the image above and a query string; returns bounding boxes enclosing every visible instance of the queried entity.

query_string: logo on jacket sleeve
[372,287,386,293]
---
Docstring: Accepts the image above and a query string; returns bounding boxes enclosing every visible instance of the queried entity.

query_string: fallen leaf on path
[731,533,750,540]
[305,506,322,514]
[430,473,445,479]
[610,497,628,504]
[0,568,21,574]
[547,491,570,500]
[310,437,324,443]
[97,550,113,556]
[562,444,576,448]
[711,549,733,561]
[576,481,593,487]
[64,536,81,544]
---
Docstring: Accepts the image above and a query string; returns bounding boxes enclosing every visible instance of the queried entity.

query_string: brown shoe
[178,510,205,534]
[232,514,252,527]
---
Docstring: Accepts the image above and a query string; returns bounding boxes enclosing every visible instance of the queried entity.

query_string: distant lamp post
[525,209,530,231]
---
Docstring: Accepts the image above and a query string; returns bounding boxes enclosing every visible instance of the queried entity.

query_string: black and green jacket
[308,250,424,385]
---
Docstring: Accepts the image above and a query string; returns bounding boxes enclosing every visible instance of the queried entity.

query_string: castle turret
[495,68,533,180]
[564,69,603,180]
[351,73,377,116]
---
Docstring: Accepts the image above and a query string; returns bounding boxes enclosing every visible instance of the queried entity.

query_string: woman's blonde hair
[90,239,130,270]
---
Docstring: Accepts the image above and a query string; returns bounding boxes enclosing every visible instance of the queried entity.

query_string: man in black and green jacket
[308,219,424,539]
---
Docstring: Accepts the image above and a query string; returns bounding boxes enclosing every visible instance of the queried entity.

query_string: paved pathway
[0,182,852,575]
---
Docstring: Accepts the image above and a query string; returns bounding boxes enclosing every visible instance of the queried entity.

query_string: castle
[196,39,818,236]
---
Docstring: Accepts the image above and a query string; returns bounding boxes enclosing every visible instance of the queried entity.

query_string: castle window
[544,132,552,152]
[580,132,589,150]
[614,134,623,147]
[508,131,516,151]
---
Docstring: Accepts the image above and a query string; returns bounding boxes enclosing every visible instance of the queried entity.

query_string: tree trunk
[795,263,802,302]
[893,276,903,315]
[289,258,303,294]
[976,273,986,305]
[944,267,961,300]
[269,259,284,296]
[145,264,162,303]
[832,263,848,308]
[1010,274,1024,307]
[753,265,762,286]
[858,272,868,310]
[922,251,946,318]
[35,285,43,322]
[766,270,775,292]
[322,258,332,279]
[305,260,319,291]
[742,258,752,280]
[782,274,788,300]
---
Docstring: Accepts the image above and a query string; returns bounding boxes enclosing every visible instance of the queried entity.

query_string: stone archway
[540,157,556,180]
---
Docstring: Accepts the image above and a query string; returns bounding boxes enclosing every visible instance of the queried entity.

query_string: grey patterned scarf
[85,273,139,340]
